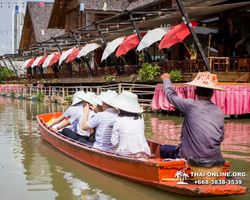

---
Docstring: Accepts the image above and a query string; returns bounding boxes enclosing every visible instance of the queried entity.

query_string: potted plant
[169,70,182,82]
[36,91,45,102]
[103,75,116,82]
[190,46,197,60]
[138,62,161,82]
[130,74,139,82]
[138,51,145,62]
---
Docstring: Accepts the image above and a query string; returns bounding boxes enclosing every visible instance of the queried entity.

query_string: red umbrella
[37,56,46,66]
[115,33,145,57]
[49,53,62,66]
[159,21,199,50]
[26,58,35,68]
[66,48,81,63]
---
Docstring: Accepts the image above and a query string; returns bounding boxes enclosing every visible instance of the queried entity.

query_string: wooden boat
[37,113,248,197]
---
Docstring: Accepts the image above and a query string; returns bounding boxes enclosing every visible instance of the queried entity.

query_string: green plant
[190,46,197,56]
[169,70,182,82]
[52,79,58,83]
[61,65,67,73]
[64,96,72,102]
[36,91,45,102]
[138,51,145,62]
[138,63,161,82]
[81,63,86,69]
[103,75,116,82]
[130,74,139,82]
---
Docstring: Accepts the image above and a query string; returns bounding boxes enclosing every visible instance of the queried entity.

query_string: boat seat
[148,141,162,159]
[154,145,161,159]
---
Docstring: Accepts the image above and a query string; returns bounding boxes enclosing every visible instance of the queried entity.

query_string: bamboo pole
[71,61,79,71]
[156,42,168,60]
[93,57,100,69]
[54,64,61,72]
[208,34,212,57]
[182,42,200,72]
[120,56,128,65]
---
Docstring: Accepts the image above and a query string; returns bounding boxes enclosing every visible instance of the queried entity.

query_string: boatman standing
[160,72,226,159]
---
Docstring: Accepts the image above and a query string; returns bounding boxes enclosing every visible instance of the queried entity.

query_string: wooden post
[62,87,65,100]
[96,87,100,95]
[118,83,122,94]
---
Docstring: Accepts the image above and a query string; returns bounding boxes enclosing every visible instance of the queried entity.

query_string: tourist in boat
[48,91,83,132]
[81,90,118,150]
[160,72,226,159]
[90,91,106,113]
[109,91,151,159]
[62,92,96,144]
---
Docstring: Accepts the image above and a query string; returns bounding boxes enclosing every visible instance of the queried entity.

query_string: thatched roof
[77,0,129,11]
[19,2,64,49]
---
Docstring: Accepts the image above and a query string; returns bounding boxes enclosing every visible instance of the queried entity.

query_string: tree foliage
[0,66,16,83]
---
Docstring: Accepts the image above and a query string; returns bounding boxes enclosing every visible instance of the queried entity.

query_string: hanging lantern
[39,2,45,7]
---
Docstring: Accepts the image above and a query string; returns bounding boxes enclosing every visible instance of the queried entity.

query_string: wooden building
[13,0,250,84]
[19,2,64,49]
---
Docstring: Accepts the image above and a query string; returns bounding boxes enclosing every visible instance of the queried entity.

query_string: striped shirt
[87,108,118,150]
[63,104,82,132]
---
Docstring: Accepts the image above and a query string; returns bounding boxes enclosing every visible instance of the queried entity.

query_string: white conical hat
[96,90,118,107]
[71,91,85,106]
[78,91,97,105]
[110,91,143,113]
[185,72,226,91]
[92,91,106,106]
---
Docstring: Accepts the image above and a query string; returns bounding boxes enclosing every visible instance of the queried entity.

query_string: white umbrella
[101,37,125,61]
[76,43,102,58]
[31,55,46,68]
[42,53,55,68]
[136,27,171,51]
[59,48,74,66]
[21,59,32,69]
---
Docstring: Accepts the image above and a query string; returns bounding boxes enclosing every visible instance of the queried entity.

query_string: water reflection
[0,97,249,200]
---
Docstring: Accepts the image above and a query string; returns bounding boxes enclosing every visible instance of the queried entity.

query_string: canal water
[0,97,249,200]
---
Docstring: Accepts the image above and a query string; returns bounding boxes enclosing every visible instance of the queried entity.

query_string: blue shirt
[69,109,95,137]
[63,104,82,132]
[163,79,225,159]
[87,108,118,150]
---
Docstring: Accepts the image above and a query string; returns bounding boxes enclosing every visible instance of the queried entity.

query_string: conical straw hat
[185,72,226,91]
[71,91,85,106]
[110,91,143,113]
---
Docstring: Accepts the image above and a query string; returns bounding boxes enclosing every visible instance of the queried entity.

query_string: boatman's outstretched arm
[161,73,193,114]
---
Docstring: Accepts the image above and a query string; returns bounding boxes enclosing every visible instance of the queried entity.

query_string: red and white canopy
[31,55,46,68]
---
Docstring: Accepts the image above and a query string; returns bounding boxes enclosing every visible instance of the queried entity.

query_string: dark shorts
[160,145,180,159]
[62,128,93,146]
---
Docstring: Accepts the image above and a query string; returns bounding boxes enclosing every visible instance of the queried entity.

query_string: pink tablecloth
[151,84,250,115]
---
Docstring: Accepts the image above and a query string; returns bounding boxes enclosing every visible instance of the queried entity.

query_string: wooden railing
[0,84,156,105]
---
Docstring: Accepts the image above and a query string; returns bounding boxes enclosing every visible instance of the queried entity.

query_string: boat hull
[37,113,248,196]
